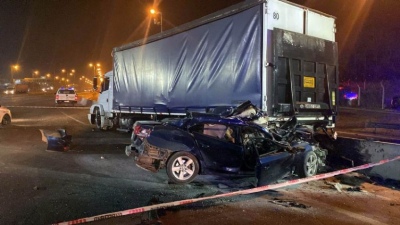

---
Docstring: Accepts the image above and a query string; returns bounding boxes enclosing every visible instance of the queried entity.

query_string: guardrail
[365,121,400,132]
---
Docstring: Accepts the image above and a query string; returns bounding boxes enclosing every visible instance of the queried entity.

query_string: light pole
[10,64,19,83]
[89,63,101,77]
[70,69,75,86]
[150,8,163,32]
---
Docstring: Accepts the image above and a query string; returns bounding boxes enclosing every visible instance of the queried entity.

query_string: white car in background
[0,105,12,127]
[55,87,78,106]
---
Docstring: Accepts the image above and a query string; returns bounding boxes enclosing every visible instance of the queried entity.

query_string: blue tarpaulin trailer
[89,0,338,131]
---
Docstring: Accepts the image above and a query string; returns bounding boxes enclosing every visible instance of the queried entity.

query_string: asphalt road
[0,93,399,225]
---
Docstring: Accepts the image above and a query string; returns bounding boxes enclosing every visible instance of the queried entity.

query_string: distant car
[391,96,400,109]
[0,105,12,127]
[133,113,327,186]
[4,87,15,95]
[55,87,78,106]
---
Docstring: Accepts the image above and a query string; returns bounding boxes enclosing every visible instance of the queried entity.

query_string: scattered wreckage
[39,129,72,151]
[127,101,331,186]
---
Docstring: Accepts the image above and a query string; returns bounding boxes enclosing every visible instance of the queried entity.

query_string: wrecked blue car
[133,113,328,186]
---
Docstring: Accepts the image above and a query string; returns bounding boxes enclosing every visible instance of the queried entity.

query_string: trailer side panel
[113,5,263,112]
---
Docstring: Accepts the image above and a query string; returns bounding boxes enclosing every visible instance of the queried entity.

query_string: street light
[69,69,75,86]
[32,70,39,78]
[89,63,101,77]
[10,64,19,83]
[150,8,163,32]
[61,69,67,85]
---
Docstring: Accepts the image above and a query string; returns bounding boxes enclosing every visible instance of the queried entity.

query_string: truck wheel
[297,150,318,178]
[1,115,11,126]
[94,108,102,129]
[166,152,199,184]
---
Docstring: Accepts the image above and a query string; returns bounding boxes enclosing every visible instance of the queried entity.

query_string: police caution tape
[52,155,400,225]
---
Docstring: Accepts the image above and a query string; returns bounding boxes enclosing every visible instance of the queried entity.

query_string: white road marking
[59,111,87,125]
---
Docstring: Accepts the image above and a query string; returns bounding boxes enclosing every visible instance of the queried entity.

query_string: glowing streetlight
[150,8,163,32]
[32,70,39,78]
[69,69,76,86]
[10,64,19,83]
[89,63,101,77]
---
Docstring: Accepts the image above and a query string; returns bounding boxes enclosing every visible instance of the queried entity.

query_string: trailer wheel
[94,108,102,129]
[166,152,199,184]
[297,151,318,178]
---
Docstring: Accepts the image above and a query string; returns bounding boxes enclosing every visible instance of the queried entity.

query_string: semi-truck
[88,0,338,132]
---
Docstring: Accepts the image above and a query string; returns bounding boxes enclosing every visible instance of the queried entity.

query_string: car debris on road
[39,128,72,151]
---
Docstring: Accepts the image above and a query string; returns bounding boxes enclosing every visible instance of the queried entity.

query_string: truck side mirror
[93,77,98,91]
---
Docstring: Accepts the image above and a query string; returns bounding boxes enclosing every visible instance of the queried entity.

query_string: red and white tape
[53,155,400,225]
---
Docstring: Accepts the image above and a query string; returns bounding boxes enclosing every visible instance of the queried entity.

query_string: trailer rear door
[271,28,338,124]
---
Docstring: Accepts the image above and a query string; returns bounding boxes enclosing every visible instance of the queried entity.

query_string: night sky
[1,0,400,82]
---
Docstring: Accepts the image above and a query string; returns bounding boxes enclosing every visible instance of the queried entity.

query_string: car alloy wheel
[298,150,318,178]
[166,152,199,184]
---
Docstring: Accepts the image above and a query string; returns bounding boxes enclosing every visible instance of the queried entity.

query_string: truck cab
[88,71,115,130]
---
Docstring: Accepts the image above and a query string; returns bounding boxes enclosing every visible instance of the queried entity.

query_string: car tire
[94,108,102,129]
[166,152,199,184]
[1,114,11,126]
[297,150,318,178]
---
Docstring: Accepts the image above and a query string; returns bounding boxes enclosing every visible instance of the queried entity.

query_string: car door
[249,138,295,186]
[191,124,243,173]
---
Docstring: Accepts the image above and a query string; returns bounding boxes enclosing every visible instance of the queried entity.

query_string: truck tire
[94,108,102,129]
[166,152,199,184]
[297,150,318,178]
